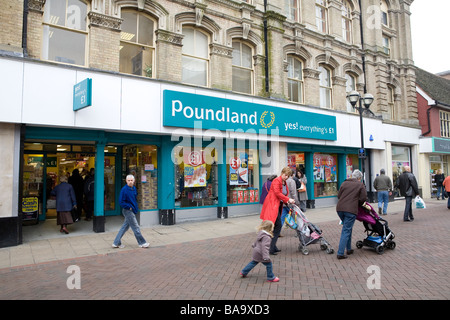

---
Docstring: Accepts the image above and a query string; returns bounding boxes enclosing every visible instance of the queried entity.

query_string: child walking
[240,220,280,282]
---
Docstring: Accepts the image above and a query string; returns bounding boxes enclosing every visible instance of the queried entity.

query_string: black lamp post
[346,90,374,184]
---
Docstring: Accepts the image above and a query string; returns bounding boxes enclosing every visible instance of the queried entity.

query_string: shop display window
[123,145,158,210]
[173,146,218,208]
[391,145,410,196]
[288,152,305,174]
[346,154,359,178]
[313,153,338,197]
[227,148,260,204]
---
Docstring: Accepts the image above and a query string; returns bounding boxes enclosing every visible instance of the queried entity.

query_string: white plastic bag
[415,196,426,209]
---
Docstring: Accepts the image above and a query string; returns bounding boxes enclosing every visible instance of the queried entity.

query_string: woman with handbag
[50,175,77,234]
[296,170,308,212]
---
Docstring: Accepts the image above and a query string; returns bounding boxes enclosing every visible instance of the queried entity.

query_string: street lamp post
[346,91,374,184]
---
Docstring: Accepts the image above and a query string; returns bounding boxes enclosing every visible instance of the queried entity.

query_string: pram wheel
[356,240,363,249]
[375,245,385,255]
[387,241,396,250]
[298,244,309,255]
[326,247,334,254]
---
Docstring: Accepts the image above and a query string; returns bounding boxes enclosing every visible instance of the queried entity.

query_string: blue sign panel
[73,78,92,111]
[163,90,337,140]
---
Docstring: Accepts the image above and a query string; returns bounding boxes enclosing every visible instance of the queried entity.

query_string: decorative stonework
[28,0,46,12]
[156,29,184,46]
[210,43,233,58]
[88,12,123,31]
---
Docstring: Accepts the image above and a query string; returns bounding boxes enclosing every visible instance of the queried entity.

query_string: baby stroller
[285,204,334,255]
[355,202,396,255]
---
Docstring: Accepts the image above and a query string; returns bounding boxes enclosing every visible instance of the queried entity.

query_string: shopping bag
[415,196,426,209]
[285,209,298,229]
[297,182,306,193]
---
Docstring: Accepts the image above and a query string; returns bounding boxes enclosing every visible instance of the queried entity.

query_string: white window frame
[287,56,304,103]
[182,27,210,87]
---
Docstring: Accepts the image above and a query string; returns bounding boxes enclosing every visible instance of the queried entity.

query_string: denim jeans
[113,208,147,246]
[377,191,389,214]
[337,211,356,256]
[241,260,275,280]
[436,186,444,199]
[403,196,414,221]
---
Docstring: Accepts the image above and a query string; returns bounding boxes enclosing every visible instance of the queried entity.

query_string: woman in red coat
[260,167,296,254]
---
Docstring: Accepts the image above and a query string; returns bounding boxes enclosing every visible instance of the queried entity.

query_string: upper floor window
[315,0,328,33]
[182,27,209,87]
[287,56,304,103]
[345,73,356,112]
[120,11,155,77]
[42,0,88,66]
[382,35,390,56]
[319,65,332,108]
[380,0,389,26]
[387,86,395,120]
[232,41,254,94]
[285,0,301,22]
[440,111,450,138]
[341,0,352,43]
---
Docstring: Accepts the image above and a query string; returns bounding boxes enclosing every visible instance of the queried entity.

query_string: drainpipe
[263,0,269,94]
[358,0,367,93]
[22,0,29,57]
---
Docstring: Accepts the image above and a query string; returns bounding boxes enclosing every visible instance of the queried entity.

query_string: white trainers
[139,242,150,248]
[112,244,125,249]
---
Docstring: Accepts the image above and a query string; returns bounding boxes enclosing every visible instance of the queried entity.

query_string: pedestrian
[112,174,149,248]
[240,220,279,282]
[260,167,295,255]
[373,169,392,215]
[296,170,308,212]
[68,168,84,222]
[282,174,300,227]
[50,175,77,234]
[336,169,367,259]
[396,166,419,222]
[442,174,450,209]
[83,168,95,221]
[435,169,445,200]
[259,175,277,206]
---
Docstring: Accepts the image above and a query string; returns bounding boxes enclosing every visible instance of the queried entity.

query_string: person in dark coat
[435,169,445,200]
[84,168,95,221]
[68,169,84,222]
[51,175,77,234]
[397,166,419,222]
[336,169,367,259]
[259,175,277,205]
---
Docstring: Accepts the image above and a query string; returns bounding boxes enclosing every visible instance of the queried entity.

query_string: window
[345,73,356,112]
[382,36,390,56]
[440,111,450,138]
[174,146,218,208]
[182,27,209,86]
[285,0,300,22]
[319,65,332,108]
[42,0,88,66]
[392,145,411,196]
[380,0,389,26]
[341,0,352,43]
[232,41,254,94]
[387,86,395,120]
[287,56,304,103]
[124,145,158,210]
[313,153,338,198]
[315,0,328,33]
[227,148,260,204]
[120,11,155,77]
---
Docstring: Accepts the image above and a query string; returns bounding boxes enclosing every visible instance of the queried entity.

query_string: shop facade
[0,56,423,247]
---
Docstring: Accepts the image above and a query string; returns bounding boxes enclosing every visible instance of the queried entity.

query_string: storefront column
[305,152,315,208]
[337,154,347,187]
[93,140,105,232]
[158,136,175,225]
[217,144,228,219]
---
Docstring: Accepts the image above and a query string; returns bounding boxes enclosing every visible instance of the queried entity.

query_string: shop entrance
[22,143,119,223]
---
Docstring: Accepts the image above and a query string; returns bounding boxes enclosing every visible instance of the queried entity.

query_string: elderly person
[260,167,296,255]
[336,169,367,259]
[373,169,392,215]
[397,166,419,222]
[50,175,77,234]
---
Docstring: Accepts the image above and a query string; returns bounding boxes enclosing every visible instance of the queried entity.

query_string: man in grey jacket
[397,166,419,222]
[373,169,393,215]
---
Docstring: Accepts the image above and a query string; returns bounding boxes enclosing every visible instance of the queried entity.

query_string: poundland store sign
[163,90,337,141]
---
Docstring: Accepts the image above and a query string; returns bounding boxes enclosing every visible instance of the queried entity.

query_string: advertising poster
[229,152,248,185]
[184,150,206,187]
[313,154,324,182]
[22,197,39,220]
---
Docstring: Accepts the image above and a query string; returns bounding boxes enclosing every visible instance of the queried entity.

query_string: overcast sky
[410,0,450,74]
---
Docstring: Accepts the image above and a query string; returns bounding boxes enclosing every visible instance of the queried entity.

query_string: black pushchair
[285,204,334,255]
[355,202,396,254]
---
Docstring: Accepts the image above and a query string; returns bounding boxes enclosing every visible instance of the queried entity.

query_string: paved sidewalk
[1,198,449,301]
